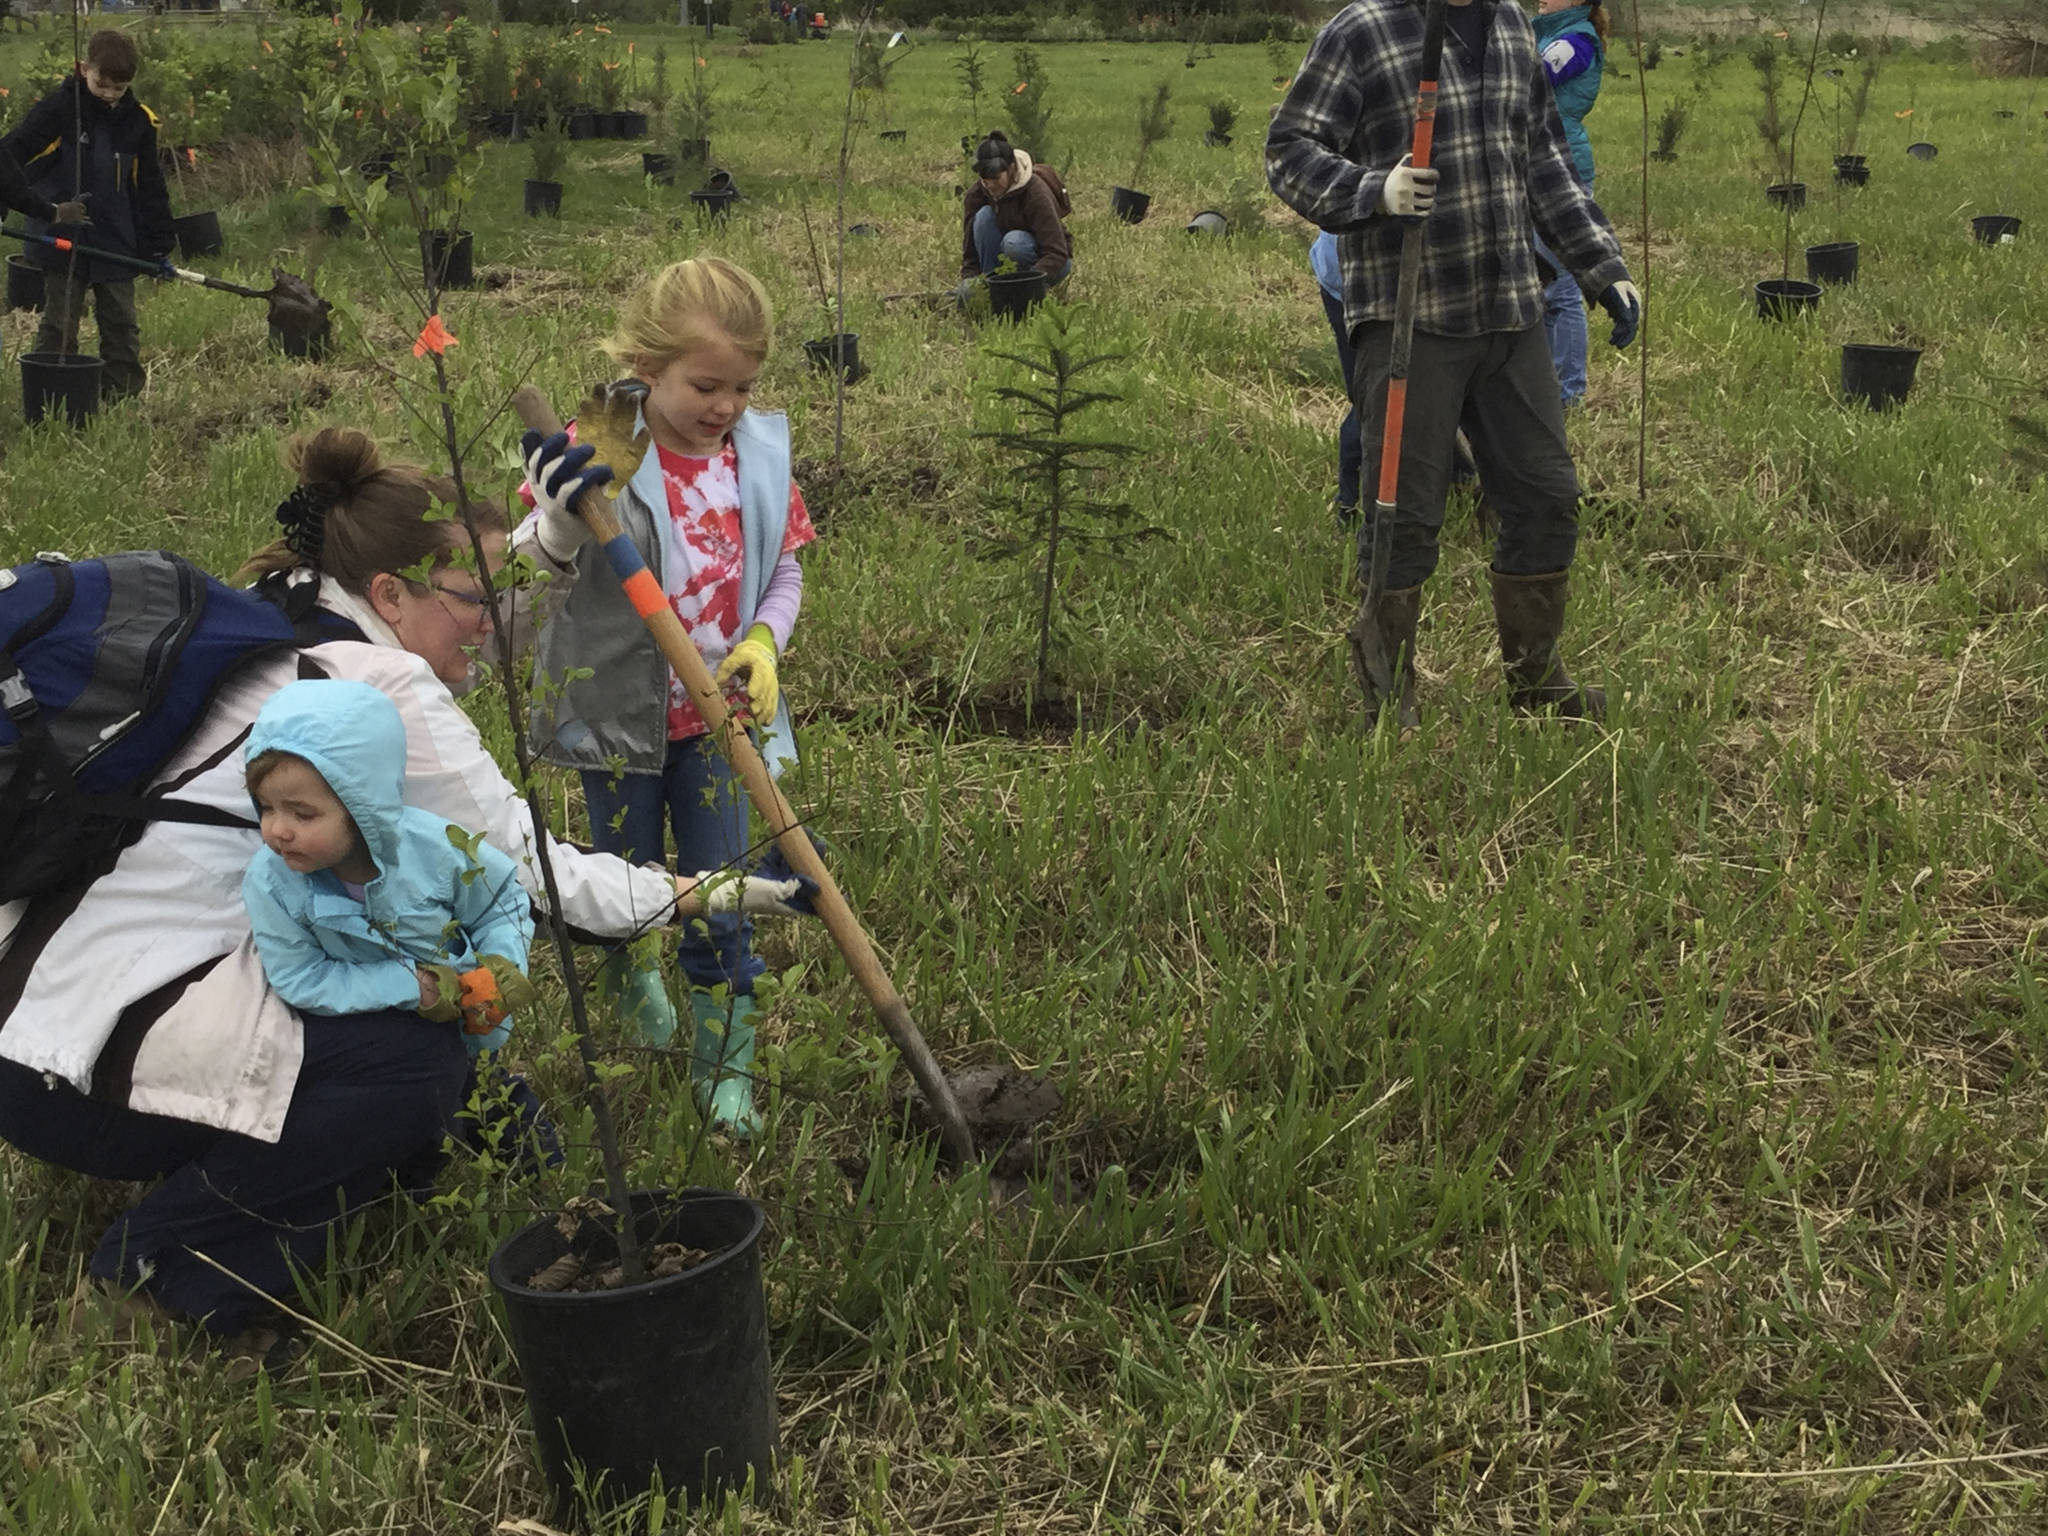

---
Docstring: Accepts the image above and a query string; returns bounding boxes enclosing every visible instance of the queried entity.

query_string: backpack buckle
[1,667,37,724]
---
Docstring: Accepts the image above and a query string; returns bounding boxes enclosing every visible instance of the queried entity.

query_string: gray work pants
[1351,321,1580,590]
[35,272,144,399]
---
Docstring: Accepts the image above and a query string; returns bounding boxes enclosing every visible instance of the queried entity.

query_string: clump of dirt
[894,1065,1063,1179]
[522,1195,723,1291]
[264,268,331,347]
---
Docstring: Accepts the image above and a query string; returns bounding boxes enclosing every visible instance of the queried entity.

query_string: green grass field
[4,18,2048,1534]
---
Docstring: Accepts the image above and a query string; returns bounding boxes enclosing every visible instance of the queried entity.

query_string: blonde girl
[516,258,816,1138]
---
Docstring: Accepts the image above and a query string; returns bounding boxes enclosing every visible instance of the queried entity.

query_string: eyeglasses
[430,580,496,626]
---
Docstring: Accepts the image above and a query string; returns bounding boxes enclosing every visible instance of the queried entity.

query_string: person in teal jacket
[1533,0,1607,407]
[242,678,537,1056]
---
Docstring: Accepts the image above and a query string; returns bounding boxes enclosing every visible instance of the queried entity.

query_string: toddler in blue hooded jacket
[242,679,536,1053]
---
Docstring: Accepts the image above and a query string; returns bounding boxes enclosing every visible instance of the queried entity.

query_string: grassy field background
[3,16,2048,1534]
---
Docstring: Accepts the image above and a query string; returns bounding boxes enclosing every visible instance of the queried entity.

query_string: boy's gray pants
[35,273,144,399]
[1349,320,1580,590]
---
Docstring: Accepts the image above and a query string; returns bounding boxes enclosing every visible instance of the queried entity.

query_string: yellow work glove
[714,623,780,724]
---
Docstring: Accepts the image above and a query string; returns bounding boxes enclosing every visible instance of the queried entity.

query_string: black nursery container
[1805,241,1859,284]
[1840,343,1920,410]
[1906,141,1938,160]
[1835,162,1870,186]
[269,317,331,361]
[1765,181,1807,211]
[21,351,103,427]
[524,178,564,218]
[987,269,1048,319]
[1203,129,1231,147]
[643,152,677,184]
[802,332,863,383]
[490,1191,778,1521]
[1971,214,2021,245]
[173,210,222,258]
[1754,278,1823,321]
[1185,209,1229,236]
[617,109,649,139]
[568,110,598,140]
[420,228,475,289]
[691,186,739,221]
[6,254,44,313]
[1110,186,1151,224]
[878,128,905,142]
[321,203,352,236]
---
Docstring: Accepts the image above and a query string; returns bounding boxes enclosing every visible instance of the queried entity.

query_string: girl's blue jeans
[971,205,1072,283]
[1532,231,1588,408]
[581,736,763,996]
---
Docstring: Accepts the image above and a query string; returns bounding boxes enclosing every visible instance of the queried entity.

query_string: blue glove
[153,253,178,281]
[519,428,612,562]
[1597,281,1642,349]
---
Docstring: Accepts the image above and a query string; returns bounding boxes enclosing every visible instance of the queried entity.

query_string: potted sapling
[798,201,863,383]
[642,44,675,180]
[1753,29,1825,322]
[1833,52,1877,184]
[1204,97,1236,148]
[477,27,515,136]
[673,54,714,173]
[594,52,627,138]
[525,113,567,217]
[617,41,650,139]
[1754,43,1804,211]
[1111,80,1173,225]
[954,39,986,132]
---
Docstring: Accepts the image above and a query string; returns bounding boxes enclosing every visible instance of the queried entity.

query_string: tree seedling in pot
[1205,98,1236,148]
[1124,80,1173,199]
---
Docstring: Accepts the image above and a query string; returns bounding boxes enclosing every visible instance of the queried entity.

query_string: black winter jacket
[1,76,175,282]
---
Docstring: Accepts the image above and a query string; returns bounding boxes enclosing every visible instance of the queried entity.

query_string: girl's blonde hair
[602,258,775,374]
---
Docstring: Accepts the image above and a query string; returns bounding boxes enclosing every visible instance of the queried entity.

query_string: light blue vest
[528,406,796,775]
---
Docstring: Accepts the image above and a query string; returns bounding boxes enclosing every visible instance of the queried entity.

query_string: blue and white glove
[694,844,821,917]
[1597,281,1642,349]
[520,429,612,564]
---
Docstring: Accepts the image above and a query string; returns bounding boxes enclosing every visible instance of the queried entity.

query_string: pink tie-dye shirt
[657,440,815,739]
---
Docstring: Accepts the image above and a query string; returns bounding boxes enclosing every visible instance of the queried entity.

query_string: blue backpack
[0,550,318,904]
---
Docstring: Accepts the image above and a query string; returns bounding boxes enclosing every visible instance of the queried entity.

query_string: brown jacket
[959,149,1072,279]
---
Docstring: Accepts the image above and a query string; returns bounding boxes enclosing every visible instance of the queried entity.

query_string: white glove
[1379,154,1439,220]
[520,429,610,565]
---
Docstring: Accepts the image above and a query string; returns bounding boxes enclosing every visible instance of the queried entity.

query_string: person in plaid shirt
[1267,0,1642,726]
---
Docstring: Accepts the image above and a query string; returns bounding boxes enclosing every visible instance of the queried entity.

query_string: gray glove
[953,277,980,311]
[52,198,91,227]
[1378,154,1439,220]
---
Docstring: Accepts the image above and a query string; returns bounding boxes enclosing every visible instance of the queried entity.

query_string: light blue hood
[246,678,410,880]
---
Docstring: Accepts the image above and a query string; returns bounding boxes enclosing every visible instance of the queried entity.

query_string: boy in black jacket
[2,30,176,400]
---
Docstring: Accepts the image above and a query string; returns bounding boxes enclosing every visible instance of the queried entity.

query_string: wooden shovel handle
[511,388,977,1165]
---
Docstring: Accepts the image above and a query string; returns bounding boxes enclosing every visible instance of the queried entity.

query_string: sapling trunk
[1130,80,1172,188]
[1781,0,1830,282]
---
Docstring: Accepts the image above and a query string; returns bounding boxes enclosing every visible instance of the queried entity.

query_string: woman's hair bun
[287,426,382,500]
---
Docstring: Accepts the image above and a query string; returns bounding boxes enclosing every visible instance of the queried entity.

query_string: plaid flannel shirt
[1266,0,1631,339]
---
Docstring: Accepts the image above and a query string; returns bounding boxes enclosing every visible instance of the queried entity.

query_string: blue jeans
[1532,232,1587,407]
[581,736,763,996]
[970,205,1072,283]
[1320,287,1363,511]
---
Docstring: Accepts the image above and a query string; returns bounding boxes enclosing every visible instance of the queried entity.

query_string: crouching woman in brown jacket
[955,132,1073,304]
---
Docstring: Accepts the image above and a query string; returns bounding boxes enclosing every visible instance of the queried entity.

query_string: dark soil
[264,268,331,344]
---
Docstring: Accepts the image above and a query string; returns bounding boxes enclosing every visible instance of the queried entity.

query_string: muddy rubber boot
[595,950,678,1048]
[1346,584,1422,730]
[1490,567,1607,721]
[690,991,760,1140]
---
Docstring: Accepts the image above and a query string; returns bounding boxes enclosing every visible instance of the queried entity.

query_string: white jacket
[0,579,679,1142]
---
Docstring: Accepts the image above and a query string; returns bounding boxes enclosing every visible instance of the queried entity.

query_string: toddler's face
[82,66,130,105]
[254,758,365,877]
[639,328,761,456]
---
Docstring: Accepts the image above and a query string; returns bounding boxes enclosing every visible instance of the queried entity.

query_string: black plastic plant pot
[690,186,739,222]
[174,210,223,258]
[848,222,881,237]
[1804,241,1859,285]
[6,254,45,314]
[1971,214,2021,245]
[420,228,475,289]
[878,128,906,142]
[423,152,456,180]
[802,332,863,382]
[524,178,564,218]
[359,154,395,181]
[322,204,352,236]
[1835,163,1870,186]
[1840,343,1920,410]
[643,152,677,185]
[1202,129,1232,148]
[21,351,102,428]
[1833,153,1868,169]
[568,110,598,140]
[1185,209,1229,236]
[1994,108,2016,120]
[269,317,331,361]
[484,109,516,138]
[986,270,1048,320]
[1754,278,1823,321]
[1765,181,1807,211]
[677,137,711,164]
[1906,141,1938,160]
[1110,186,1151,224]
[490,1191,777,1522]
[618,109,649,139]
